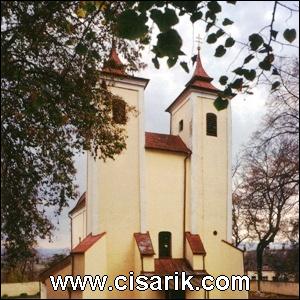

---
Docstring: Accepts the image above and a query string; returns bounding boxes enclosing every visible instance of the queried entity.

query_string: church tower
[166,47,232,242]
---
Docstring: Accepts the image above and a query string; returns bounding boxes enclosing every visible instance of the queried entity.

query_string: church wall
[44,262,72,299]
[145,149,186,258]
[83,235,108,299]
[207,241,248,299]
[170,96,192,149]
[71,208,86,249]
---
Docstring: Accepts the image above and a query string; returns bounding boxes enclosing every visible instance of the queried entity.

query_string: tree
[232,160,250,248]
[1,1,144,270]
[1,1,298,268]
[236,138,298,289]
[46,253,68,269]
[255,58,299,146]
[1,246,38,283]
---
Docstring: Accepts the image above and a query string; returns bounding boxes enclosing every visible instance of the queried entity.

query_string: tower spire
[103,45,127,75]
[183,35,218,92]
[192,34,211,80]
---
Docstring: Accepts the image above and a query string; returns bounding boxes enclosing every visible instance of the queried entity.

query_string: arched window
[158,231,171,258]
[206,113,217,137]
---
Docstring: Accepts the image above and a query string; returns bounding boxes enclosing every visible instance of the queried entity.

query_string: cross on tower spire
[195,34,202,53]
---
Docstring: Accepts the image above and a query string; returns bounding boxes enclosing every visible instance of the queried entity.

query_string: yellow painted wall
[145,149,186,258]
[206,241,248,299]
[1,282,40,298]
[170,95,192,149]
[250,281,299,297]
[83,235,108,299]
[197,95,229,243]
[87,82,142,298]
[44,263,72,299]
[71,208,87,248]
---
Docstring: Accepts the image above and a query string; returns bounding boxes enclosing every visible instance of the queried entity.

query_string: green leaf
[225,37,235,47]
[219,76,228,85]
[216,29,225,38]
[244,54,254,64]
[205,10,216,22]
[155,29,183,57]
[207,1,222,14]
[230,78,243,90]
[226,1,236,4]
[223,18,234,26]
[152,57,160,69]
[206,22,214,32]
[249,33,264,51]
[75,43,88,55]
[190,11,203,23]
[233,67,245,76]
[138,1,156,12]
[167,57,177,68]
[214,45,226,57]
[180,61,189,73]
[259,60,271,71]
[116,10,148,40]
[207,33,217,44]
[84,1,97,13]
[283,28,296,43]
[214,96,229,111]
[150,8,179,32]
[271,81,280,90]
[259,43,273,53]
[258,54,274,71]
[244,69,256,81]
[271,30,278,40]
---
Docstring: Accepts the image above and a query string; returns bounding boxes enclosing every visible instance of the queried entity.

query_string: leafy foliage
[1,1,143,268]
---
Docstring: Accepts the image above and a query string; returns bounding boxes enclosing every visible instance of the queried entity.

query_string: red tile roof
[103,47,127,75]
[166,50,219,113]
[69,192,86,215]
[134,232,155,256]
[145,132,191,155]
[185,232,206,255]
[142,258,208,287]
[193,50,211,79]
[186,50,218,92]
[71,232,106,254]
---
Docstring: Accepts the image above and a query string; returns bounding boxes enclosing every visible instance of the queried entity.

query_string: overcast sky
[39,1,299,249]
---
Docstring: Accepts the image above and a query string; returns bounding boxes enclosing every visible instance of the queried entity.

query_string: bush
[19,293,28,297]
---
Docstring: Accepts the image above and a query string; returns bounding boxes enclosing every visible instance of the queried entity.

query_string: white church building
[40,47,248,299]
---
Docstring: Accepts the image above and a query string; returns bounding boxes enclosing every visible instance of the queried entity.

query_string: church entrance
[159,231,171,258]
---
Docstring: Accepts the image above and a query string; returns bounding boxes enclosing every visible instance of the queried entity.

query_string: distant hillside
[37,247,70,258]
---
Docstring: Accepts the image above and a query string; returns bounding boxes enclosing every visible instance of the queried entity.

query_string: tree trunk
[256,244,265,292]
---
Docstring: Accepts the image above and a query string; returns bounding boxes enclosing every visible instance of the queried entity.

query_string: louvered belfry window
[206,113,217,136]
[179,120,183,132]
[112,97,127,124]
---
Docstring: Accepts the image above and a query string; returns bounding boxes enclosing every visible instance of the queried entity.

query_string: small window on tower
[206,113,217,136]
[112,97,127,124]
[179,120,183,132]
